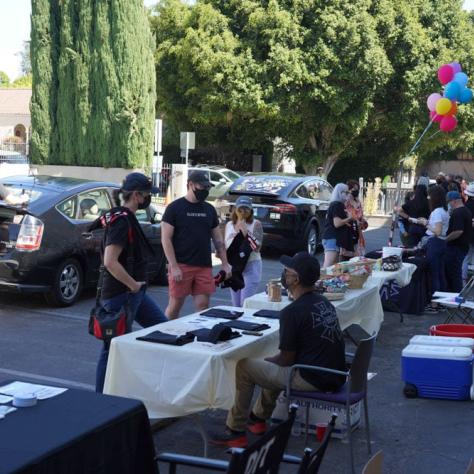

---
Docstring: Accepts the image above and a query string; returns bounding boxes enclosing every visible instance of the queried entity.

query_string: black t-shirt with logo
[279,291,346,391]
[447,205,472,253]
[101,211,149,299]
[162,197,219,267]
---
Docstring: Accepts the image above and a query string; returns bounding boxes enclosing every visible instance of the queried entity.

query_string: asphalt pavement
[0,227,473,473]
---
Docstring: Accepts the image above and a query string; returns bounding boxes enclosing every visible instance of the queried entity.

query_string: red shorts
[168,264,215,298]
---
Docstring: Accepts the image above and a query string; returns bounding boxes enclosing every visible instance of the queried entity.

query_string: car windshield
[222,170,240,181]
[2,185,43,204]
[231,176,294,195]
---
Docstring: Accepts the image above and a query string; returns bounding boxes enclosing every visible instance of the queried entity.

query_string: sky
[0,0,472,81]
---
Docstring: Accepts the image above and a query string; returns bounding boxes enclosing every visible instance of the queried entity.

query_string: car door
[74,188,113,285]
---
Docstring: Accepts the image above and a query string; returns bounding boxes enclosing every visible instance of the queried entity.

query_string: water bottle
[291,414,302,437]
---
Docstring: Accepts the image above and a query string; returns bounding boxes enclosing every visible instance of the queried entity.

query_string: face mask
[351,189,359,198]
[448,203,453,213]
[138,195,151,210]
[193,188,209,202]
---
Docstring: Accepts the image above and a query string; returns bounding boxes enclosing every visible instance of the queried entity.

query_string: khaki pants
[226,358,319,432]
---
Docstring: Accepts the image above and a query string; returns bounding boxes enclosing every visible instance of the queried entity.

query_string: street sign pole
[152,119,163,188]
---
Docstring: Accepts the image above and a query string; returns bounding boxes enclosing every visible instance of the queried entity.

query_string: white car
[188,165,241,200]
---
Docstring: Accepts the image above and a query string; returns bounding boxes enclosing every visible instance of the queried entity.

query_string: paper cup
[316,422,328,442]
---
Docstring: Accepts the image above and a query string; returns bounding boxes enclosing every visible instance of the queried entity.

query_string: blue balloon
[460,88,473,104]
[444,80,461,101]
[454,72,469,88]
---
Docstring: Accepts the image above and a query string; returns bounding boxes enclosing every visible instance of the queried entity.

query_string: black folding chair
[156,406,297,474]
[282,413,337,474]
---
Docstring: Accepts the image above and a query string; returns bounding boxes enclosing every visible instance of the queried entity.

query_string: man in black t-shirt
[161,171,232,319]
[211,252,345,448]
[445,191,472,292]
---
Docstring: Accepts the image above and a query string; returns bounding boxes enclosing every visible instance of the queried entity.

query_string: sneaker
[247,413,267,435]
[209,428,248,448]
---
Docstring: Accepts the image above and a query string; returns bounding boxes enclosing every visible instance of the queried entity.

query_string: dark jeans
[426,237,447,294]
[95,287,167,393]
[445,245,467,293]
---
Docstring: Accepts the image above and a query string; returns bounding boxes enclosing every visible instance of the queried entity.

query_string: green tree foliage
[16,41,32,76]
[0,71,10,87]
[152,0,474,177]
[30,0,156,167]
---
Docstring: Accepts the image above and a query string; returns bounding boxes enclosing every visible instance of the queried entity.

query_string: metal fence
[362,181,413,216]
[0,141,29,163]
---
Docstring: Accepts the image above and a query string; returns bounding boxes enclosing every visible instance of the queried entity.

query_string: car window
[210,171,222,182]
[76,189,112,221]
[56,196,77,219]
[222,170,240,181]
[296,180,333,201]
[136,209,150,223]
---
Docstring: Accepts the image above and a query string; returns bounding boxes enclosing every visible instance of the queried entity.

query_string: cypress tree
[31,0,156,168]
[30,0,60,165]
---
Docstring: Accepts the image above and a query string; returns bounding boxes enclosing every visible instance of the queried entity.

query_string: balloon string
[427,129,441,141]
[409,119,435,155]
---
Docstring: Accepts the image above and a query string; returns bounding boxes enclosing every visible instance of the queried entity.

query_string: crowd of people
[321,171,474,314]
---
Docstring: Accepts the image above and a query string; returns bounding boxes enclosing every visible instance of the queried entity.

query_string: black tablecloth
[366,251,431,315]
[0,388,158,474]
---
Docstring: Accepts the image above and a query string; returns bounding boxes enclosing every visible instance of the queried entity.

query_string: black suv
[218,173,332,256]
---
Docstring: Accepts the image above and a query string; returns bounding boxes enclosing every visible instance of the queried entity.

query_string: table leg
[191,413,209,457]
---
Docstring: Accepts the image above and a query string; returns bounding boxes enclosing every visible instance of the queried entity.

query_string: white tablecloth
[366,263,417,290]
[243,285,384,336]
[103,306,280,419]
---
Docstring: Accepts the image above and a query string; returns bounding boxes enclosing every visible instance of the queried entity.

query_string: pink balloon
[430,111,443,123]
[427,93,442,111]
[440,115,457,132]
[451,62,462,74]
[438,64,455,85]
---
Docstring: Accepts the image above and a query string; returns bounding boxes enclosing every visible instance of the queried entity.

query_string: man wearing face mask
[93,172,168,392]
[162,170,232,319]
[211,252,345,447]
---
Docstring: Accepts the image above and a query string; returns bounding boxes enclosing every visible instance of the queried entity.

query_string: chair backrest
[296,414,337,474]
[226,406,297,474]
[349,335,376,393]
[362,450,384,474]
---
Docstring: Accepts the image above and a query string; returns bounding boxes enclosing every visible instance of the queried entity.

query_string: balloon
[427,93,442,111]
[435,97,453,115]
[454,72,469,88]
[446,101,457,116]
[440,115,457,132]
[430,111,443,123]
[451,62,462,74]
[444,80,461,101]
[460,88,473,104]
[438,64,455,85]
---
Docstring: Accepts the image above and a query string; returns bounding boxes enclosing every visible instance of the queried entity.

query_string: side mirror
[219,178,227,184]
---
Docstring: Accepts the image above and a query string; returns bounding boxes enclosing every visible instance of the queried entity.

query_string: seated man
[211,252,346,448]
[79,198,99,220]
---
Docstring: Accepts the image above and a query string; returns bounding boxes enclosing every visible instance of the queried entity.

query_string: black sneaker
[209,427,248,448]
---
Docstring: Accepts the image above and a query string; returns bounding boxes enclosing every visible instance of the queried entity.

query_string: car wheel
[306,224,319,256]
[45,258,83,307]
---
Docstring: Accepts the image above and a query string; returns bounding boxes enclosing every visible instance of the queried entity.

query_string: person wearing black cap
[161,170,232,319]
[211,252,345,448]
[445,191,472,292]
[94,172,168,392]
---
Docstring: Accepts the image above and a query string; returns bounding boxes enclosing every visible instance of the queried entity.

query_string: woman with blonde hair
[225,196,263,306]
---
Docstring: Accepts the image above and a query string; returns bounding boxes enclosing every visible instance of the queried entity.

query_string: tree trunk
[303,153,341,178]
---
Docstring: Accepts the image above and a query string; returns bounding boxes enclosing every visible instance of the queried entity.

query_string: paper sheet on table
[0,394,13,404]
[0,381,68,400]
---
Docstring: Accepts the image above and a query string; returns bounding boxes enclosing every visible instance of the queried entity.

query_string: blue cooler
[402,344,474,400]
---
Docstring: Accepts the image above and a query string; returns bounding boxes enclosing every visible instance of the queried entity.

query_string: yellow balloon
[436,98,452,116]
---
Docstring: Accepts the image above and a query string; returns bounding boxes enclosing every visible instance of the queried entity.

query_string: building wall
[423,160,474,181]
[0,114,31,140]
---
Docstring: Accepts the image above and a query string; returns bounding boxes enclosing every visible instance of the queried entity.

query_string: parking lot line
[0,367,94,391]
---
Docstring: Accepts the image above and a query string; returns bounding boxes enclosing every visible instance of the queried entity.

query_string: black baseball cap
[280,251,320,286]
[122,172,159,194]
[188,170,214,188]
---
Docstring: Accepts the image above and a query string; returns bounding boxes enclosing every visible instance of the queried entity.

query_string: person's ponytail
[112,188,122,207]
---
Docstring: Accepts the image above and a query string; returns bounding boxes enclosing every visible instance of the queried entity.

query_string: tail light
[270,204,297,214]
[16,215,44,251]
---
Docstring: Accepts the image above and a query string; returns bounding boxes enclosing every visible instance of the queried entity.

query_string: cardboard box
[271,391,361,438]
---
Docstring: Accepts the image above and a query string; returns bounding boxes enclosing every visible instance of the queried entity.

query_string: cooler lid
[402,344,473,361]
[410,335,474,349]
